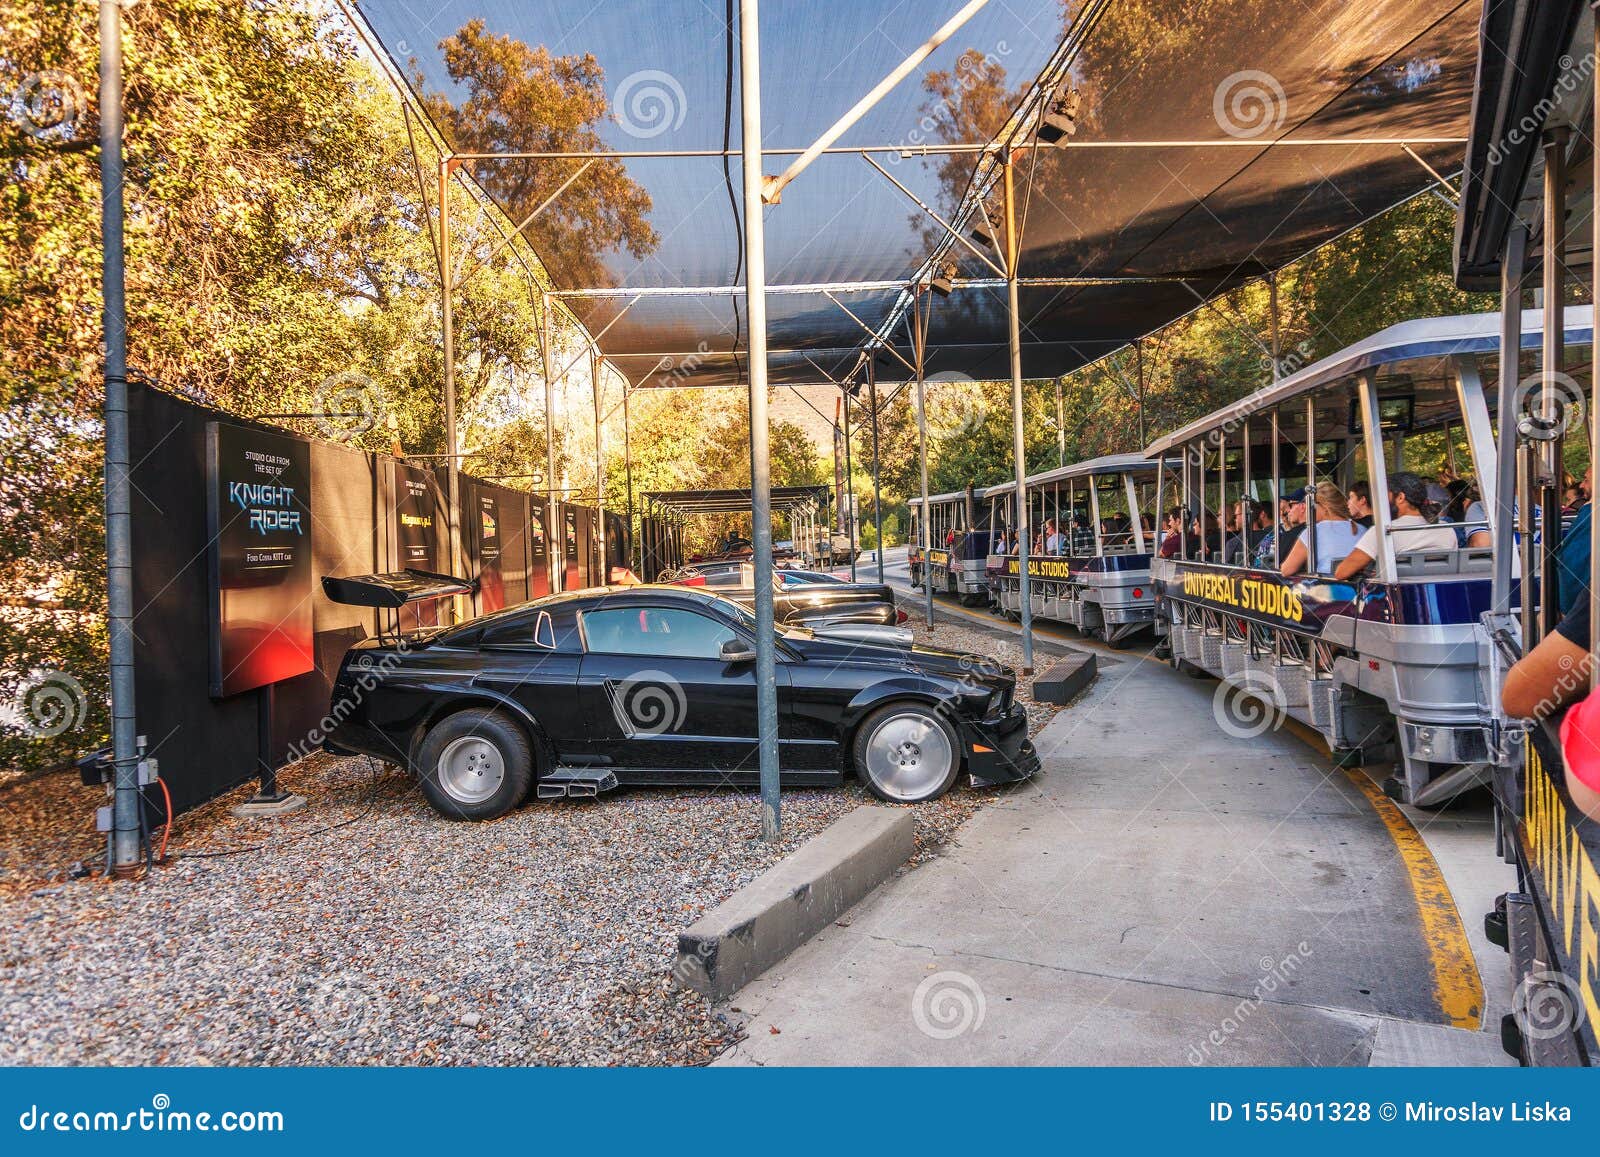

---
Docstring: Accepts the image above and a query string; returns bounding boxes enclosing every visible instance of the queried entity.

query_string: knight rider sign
[205,421,315,697]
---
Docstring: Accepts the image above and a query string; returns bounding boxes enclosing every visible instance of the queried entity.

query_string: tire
[852,702,961,803]
[414,708,533,820]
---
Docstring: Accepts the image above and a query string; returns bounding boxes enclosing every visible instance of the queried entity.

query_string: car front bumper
[961,704,1040,786]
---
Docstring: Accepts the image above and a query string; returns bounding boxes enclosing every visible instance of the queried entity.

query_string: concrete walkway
[717,647,1515,1066]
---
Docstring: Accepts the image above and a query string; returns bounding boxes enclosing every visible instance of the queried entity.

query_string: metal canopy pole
[739,0,782,842]
[539,291,560,592]
[592,349,607,585]
[623,383,635,572]
[869,359,884,582]
[438,159,463,611]
[99,0,139,877]
[1540,128,1567,637]
[1055,378,1065,466]
[912,288,935,628]
[843,385,857,581]
[1002,151,1034,673]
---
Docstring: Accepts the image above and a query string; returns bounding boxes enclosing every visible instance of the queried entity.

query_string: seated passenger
[1159,507,1184,559]
[1557,681,1600,823]
[1279,488,1308,553]
[1332,472,1458,581]
[1503,595,1600,822]
[1556,465,1592,616]
[1279,482,1361,577]
[1441,479,1491,549]
[1070,514,1094,555]
[1347,481,1374,529]
[1043,518,1063,554]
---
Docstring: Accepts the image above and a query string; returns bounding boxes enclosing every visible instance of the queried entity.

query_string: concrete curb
[675,806,914,1001]
[1032,653,1098,704]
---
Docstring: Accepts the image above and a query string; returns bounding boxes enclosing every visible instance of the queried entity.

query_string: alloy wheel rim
[863,712,953,800]
[437,735,506,804]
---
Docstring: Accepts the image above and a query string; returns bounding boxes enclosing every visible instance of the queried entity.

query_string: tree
[419,19,657,290]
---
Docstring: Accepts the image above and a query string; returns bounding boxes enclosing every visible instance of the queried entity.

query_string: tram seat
[1391,547,1495,579]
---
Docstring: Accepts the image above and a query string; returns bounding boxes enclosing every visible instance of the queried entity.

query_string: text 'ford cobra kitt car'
[322,585,1038,820]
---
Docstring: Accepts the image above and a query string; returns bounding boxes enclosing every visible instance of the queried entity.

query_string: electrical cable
[180,758,391,861]
[156,775,172,863]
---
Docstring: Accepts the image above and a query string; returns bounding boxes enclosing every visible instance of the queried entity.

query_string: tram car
[907,486,992,605]
[984,454,1168,645]
[1149,308,1590,809]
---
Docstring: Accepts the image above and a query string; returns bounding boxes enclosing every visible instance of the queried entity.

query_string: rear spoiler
[321,569,477,609]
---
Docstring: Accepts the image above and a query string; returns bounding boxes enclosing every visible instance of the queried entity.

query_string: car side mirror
[720,637,757,664]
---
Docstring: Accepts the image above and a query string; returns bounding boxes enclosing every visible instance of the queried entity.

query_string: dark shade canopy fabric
[358,0,1483,387]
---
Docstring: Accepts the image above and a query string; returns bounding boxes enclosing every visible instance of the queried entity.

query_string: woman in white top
[1280,482,1363,577]
[1334,472,1458,581]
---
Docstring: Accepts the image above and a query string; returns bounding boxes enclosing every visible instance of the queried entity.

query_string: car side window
[479,609,577,652]
[581,607,731,659]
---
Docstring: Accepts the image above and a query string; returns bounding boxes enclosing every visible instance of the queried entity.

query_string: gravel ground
[0,617,1061,1068]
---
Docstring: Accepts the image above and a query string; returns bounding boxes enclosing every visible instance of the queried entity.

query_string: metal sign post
[912,288,934,628]
[739,0,782,842]
[1002,152,1034,674]
[99,0,140,877]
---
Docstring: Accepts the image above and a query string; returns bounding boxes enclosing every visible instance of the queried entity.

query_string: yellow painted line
[1338,767,1484,1030]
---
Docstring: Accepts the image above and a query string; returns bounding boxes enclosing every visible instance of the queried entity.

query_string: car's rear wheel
[415,708,532,820]
[853,702,961,803]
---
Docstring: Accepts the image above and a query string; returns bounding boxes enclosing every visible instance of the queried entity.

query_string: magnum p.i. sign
[205,421,315,698]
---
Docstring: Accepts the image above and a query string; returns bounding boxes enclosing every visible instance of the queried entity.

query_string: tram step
[1032,654,1098,705]
[1484,893,1509,951]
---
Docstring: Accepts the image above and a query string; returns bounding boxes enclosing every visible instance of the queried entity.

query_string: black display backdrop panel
[495,485,530,609]
[388,460,443,629]
[129,386,318,812]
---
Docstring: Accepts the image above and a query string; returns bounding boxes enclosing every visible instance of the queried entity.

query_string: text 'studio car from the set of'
[323,585,1039,820]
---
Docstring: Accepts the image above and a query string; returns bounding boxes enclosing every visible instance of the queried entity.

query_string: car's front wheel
[415,708,532,820]
[853,702,961,803]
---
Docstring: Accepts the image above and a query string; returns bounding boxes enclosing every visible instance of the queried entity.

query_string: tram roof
[979,453,1159,498]
[354,0,1482,390]
[906,487,981,511]
[1144,306,1594,456]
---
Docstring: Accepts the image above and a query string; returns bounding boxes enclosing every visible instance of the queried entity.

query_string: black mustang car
[323,585,1038,820]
